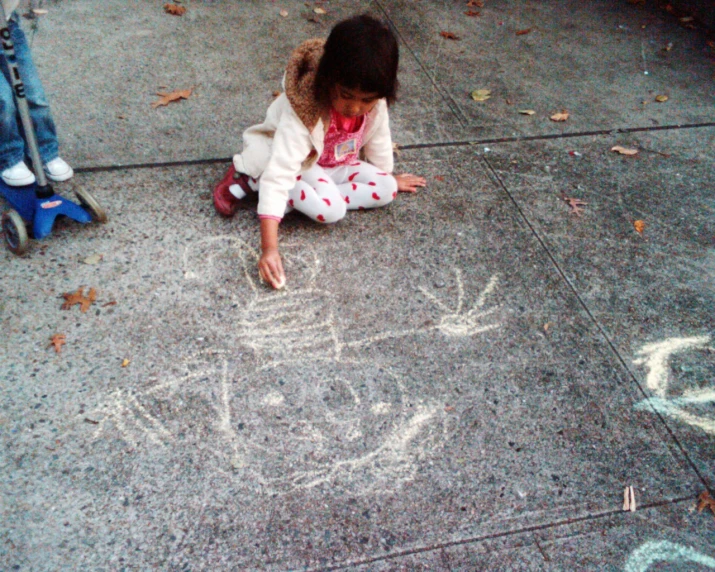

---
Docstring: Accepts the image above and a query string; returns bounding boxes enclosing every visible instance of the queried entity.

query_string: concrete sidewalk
[1,0,714,569]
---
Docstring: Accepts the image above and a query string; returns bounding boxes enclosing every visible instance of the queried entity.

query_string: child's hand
[395,173,426,193]
[259,249,286,289]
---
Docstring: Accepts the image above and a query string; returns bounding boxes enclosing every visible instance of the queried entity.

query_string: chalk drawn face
[233,359,445,494]
[97,350,449,495]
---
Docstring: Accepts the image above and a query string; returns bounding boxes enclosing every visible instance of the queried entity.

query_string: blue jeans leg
[0,13,58,171]
[0,21,24,171]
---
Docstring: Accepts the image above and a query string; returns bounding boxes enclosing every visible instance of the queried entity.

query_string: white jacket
[232,39,394,219]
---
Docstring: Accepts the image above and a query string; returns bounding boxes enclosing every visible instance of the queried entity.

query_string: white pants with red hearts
[278,161,398,223]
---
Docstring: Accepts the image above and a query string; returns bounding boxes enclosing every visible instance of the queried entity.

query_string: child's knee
[373,177,398,207]
[315,199,347,223]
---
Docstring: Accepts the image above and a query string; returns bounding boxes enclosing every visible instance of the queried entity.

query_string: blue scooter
[0,6,105,255]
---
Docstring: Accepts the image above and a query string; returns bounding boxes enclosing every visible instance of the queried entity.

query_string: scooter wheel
[74,188,107,223]
[2,209,29,255]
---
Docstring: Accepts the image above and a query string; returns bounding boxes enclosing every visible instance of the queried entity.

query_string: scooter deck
[1,181,91,240]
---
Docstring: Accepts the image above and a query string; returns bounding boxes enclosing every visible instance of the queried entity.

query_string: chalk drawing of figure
[95,236,502,494]
[633,335,715,435]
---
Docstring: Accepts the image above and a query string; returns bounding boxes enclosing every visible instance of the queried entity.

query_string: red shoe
[213,164,253,216]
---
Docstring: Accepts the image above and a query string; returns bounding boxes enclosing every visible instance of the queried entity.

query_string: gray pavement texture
[1,0,714,570]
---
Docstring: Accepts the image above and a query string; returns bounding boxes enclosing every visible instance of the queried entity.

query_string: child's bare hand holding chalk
[258,218,286,289]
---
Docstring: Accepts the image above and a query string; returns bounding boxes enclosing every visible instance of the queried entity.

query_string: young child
[213,14,425,289]
[1,0,73,186]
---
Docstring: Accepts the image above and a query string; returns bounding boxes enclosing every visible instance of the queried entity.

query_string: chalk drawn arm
[344,270,501,350]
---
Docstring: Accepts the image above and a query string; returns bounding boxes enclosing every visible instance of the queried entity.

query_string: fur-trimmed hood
[283,38,329,132]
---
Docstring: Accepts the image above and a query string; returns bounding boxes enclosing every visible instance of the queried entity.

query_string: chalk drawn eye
[262,391,285,406]
[371,402,392,415]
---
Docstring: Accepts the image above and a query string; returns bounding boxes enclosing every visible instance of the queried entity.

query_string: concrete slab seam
[317,496,700,571]
[70,122,715,175]
[374,0,470,127]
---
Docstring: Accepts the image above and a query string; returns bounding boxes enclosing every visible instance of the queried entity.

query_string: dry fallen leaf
[633,220,645,234]
[280,9,288,17]
[550,110,569,122]
[466,0,484,6]
[518,109,536,115]
[61,287,97,313]
[435,176,445,182]
[562,196,587,216]
[164,3,186,16]
[82,253,103,265]
[152,87,193,108]
[655,95,669,102]
[697,491,715,520]
[516,28,532,35]
[465,10,480,17]
[623,486,636,512]
[440,31,461,40]
[444,405,455,412]
[121,359,130,368]
[49,334,66,354]
[471,89,492,101]
[612,145,639,156]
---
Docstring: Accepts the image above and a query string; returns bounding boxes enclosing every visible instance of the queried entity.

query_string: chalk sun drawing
[633,335,715,435]
[95,236,502,494]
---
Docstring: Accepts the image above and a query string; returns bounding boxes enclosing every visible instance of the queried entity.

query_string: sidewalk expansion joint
[374,1,470,128]
[320,495,699,571]
[399,121,715,151]
[72,122,715,175]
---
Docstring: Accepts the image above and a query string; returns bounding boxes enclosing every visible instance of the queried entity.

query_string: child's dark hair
[315,14,399,106]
